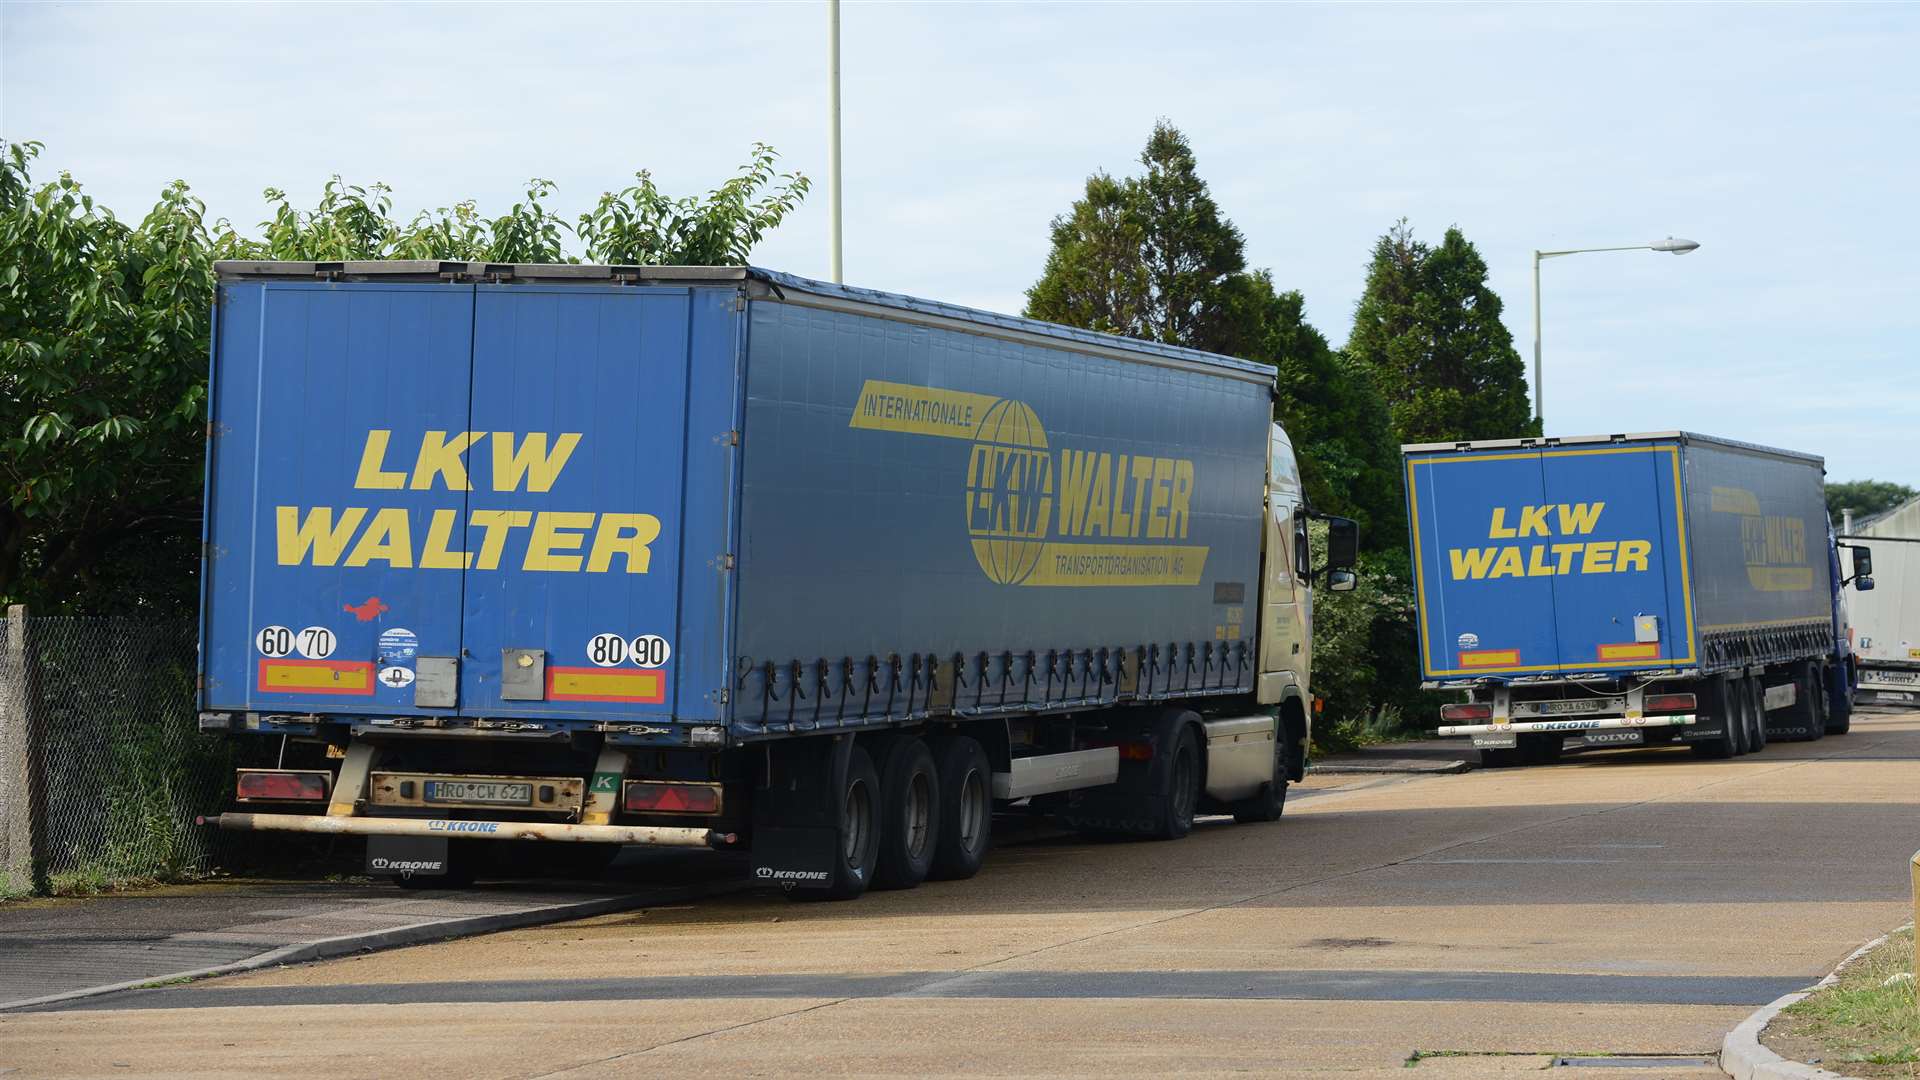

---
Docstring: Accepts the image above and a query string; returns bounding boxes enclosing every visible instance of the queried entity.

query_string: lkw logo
[851,380,1208,588]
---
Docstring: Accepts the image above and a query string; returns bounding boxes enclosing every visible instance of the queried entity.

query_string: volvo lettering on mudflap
[195,262,1358,898]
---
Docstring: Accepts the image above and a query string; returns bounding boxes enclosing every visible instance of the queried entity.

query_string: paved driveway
[4,708,1914,1078]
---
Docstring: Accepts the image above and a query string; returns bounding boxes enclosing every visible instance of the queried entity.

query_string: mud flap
[749,735,854,891]
[367,834,448,879]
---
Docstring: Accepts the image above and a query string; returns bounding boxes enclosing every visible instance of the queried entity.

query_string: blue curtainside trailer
[197,262,1357,896]
[1402,432,1870,766]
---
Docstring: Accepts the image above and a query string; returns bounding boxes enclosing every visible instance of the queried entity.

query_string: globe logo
[964,398,1053,585]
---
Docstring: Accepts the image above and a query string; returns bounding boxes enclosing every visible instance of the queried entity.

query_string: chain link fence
[2,611,244,895]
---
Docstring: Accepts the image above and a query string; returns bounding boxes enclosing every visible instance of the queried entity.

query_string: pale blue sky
[4,1,1914,485]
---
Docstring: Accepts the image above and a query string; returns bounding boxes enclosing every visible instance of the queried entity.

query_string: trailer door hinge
[715,429,739,447]
[708,688,730,705]
[711,553,736,571]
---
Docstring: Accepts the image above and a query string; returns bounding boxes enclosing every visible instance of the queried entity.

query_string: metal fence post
[3,604,49,894]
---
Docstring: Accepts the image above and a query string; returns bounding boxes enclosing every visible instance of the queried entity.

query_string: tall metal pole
[1531,251,1543,428]
[827,0,843,284]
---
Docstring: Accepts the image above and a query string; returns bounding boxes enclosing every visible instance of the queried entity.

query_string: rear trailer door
[1406,442,1692,680]
[205,276,732,727]
[203,282,475,713]
[459,286,691,718]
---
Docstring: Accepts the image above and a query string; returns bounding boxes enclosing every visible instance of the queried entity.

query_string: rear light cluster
[1644,693,1697,714]
[1440,703,1493,722]
[236,769,330,802]
[623,781,722,815]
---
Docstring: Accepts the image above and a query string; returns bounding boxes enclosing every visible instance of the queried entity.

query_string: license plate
[424,780,532,806]
[1872,670,1919,684]
[1581,730,1645,747]
[1535,700,1593,715]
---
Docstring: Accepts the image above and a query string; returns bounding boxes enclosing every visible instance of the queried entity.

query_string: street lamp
[1532,236,1699,426]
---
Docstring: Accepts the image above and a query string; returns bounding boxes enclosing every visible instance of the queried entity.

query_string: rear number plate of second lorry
[424,781,532,806]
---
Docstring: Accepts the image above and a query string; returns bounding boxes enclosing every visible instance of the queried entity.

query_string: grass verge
[1766,927,1918,1077]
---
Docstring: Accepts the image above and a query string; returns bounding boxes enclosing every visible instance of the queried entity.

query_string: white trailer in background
[1842,494,1920,705]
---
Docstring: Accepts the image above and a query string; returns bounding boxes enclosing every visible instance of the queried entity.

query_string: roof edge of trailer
[212,261,1277,384]
[747,269,1276,381]
[213,260,752,285]
[1400,431,1825,466]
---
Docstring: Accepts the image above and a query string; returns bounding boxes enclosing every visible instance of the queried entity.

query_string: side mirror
[1328,569,1358,593]
[1852,546,1874,580]
[1855,575,1875,592]
[1325,516,1359,572]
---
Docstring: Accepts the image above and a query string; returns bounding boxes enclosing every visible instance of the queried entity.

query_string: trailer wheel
[927,735,991,880]
[1692,676,1739,759]
[793,744,882,902]
[871,737,941,891]
[1144,713,1202,840]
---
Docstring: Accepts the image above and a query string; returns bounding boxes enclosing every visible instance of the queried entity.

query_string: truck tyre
[1826,663,1853,734]
[1692,676,1739,759]
[1479,746,1520,768]
[1800,665,1826,743]
[1231,738,1288,824]
[392,839,481,889]
[1751,668,1774,745]
[927,735,992,880]
[1144,713,1203,840]
[1736,678,1758,755]
[1520,734,1564,765]
[871,737,941,891]
[793,744,882,902]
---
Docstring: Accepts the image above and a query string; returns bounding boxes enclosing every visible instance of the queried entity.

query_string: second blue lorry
[1403,431,1870,765]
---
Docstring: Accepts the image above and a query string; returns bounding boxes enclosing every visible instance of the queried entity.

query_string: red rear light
[1440,703,1493,721]
[236,769,329,802]
[1645,693,1697,714]
[623,781,722,815]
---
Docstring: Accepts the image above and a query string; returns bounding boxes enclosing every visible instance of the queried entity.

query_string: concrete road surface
[4,708,1915,1078]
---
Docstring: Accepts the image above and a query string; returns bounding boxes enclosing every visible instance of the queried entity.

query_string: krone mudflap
[1401,430,1869,767]
[196,262,1358,897]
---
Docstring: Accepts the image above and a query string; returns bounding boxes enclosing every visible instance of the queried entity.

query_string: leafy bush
[1307,524,1433,753]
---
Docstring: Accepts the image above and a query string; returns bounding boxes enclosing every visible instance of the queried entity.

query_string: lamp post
[1532,236,1698,427]
[827,0,843,284]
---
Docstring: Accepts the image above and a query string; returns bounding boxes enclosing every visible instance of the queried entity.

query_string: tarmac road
[3,708,1916,1078]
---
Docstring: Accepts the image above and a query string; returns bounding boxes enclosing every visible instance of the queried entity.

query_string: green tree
[1347,220,1537,444]
[0,141,214,612]
[1023,172,1148,336]
[1,140,809,613]
[1222,272,1404,547]
[577,144,809,266]
[1827,480,1917,525]
[1026,121,1244,353]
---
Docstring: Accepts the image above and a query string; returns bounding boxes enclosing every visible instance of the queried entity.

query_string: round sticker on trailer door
[377,627,418,663]
[255,625,294,657]
[295,626,337,660]
[378,666,416,689]
[587,633,628,667]
[629,634,671,669]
